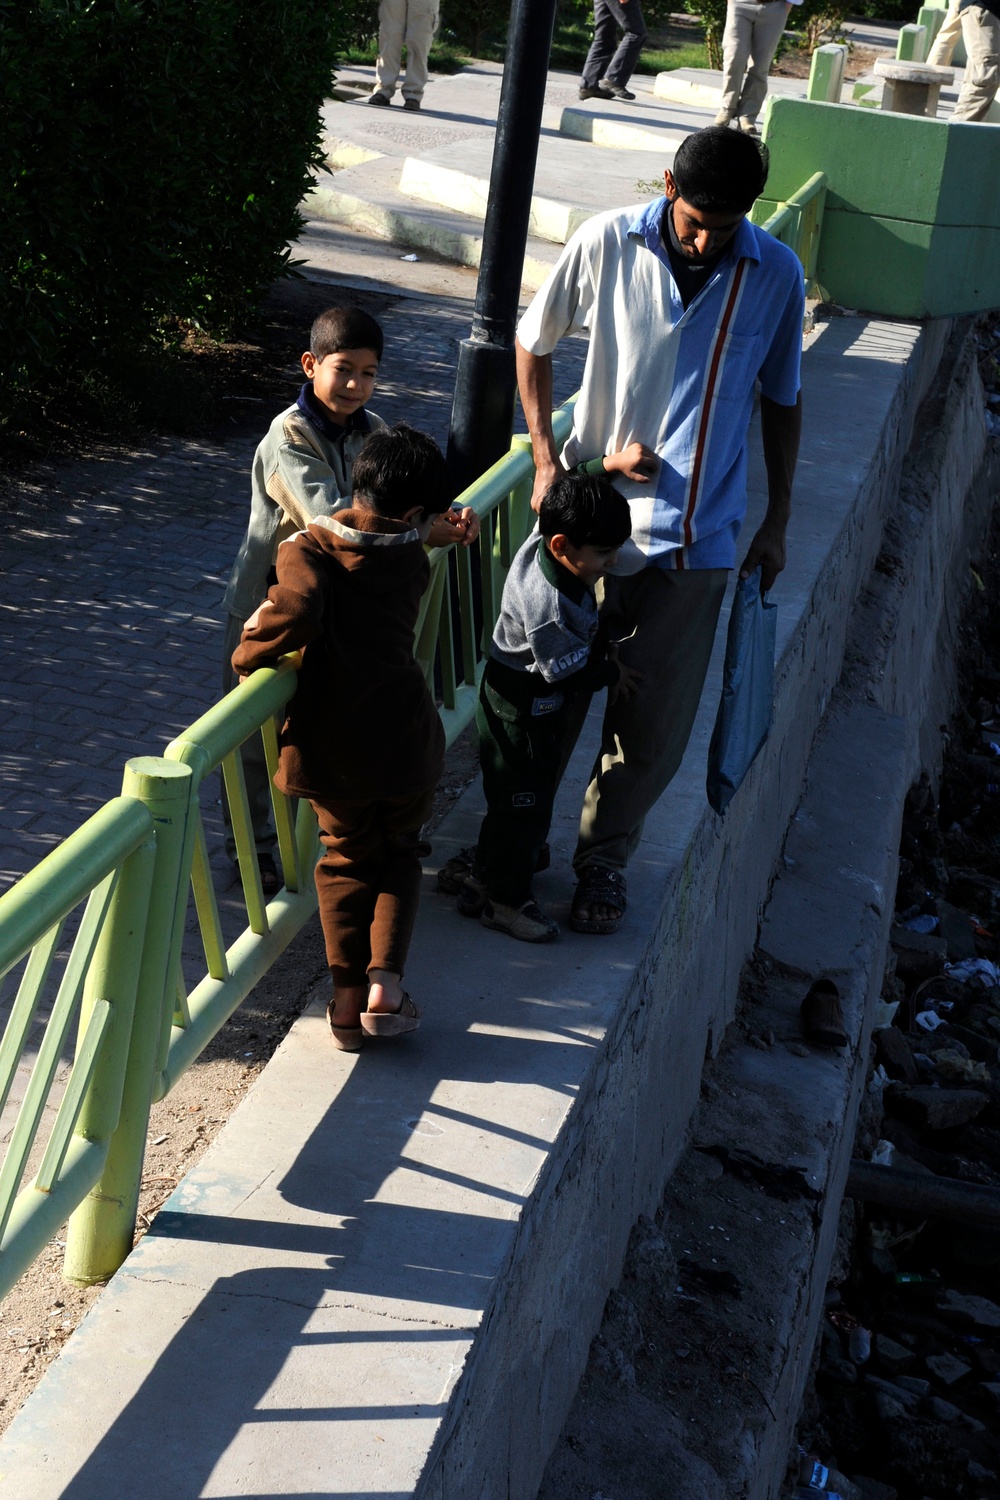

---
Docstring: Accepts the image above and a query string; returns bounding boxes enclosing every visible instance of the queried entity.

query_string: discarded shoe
[361,992,422,1037]
[481,898,559,943]
[326,1002,364,1053]
[800,978,848,1048]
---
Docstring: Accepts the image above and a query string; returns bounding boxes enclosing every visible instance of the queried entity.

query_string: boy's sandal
[570,868,627,935]
[257,853,281,898]
[361,993,422,1038]
[437,842,551,896]
[326,1003,364,1053]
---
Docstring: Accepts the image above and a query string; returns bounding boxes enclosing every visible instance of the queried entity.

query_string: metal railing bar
[263,716,300,894]
[220,749,269,938]
[34,1000,112,1192]
[189,811,229,983]
[0,871,117,1241]
[0,924,62,1119]
[456,545,478,687]
[157,889,319,1098]
[0,799,152,980]
[0,1135,106,1301]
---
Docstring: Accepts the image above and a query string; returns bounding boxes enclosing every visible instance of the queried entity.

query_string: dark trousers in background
[475,662,591,908]
[581,0,648,89]
[310,789,434,987]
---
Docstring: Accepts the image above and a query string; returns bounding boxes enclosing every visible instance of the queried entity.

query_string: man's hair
[671,126,770,214]
[538,472,632,549]
[309,305,384,361]
[352,423,454,520]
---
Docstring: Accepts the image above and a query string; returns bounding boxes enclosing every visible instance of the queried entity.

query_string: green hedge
[0,0,342,425]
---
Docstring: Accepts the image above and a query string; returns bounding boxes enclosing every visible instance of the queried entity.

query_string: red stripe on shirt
[683,259,749,547]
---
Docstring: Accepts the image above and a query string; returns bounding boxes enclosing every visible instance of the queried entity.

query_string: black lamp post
[446,0,561,493]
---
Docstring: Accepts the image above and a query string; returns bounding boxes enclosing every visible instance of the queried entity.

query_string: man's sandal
[326,1002,364,1053]
[570,867,627,935]
[436,842,551,896]
[361,993,422,1038]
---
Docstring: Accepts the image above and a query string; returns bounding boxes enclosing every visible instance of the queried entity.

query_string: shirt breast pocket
[715,330,762,402]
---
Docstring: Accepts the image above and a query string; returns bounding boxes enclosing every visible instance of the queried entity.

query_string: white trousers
[719,0,790,124]
[927,0,963,65]
[952,2,1000,120]
[374,0,440,102]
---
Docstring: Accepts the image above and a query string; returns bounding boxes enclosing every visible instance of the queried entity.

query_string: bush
[0,0,342,427]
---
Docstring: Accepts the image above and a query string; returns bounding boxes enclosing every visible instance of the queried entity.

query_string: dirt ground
[774,42,882,83]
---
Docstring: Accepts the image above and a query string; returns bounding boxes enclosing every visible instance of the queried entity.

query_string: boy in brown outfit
[232,423,453,1051]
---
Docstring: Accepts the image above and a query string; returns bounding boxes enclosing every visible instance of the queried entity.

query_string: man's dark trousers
[581,0,649,90]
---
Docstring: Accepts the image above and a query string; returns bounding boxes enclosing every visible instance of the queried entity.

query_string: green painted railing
[752,170,828,293]
[0,398,576,1295]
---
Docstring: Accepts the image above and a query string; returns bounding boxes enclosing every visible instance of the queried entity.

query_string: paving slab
[654,65,808,109]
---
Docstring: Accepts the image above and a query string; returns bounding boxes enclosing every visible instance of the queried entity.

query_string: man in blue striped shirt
[515,127,803,934]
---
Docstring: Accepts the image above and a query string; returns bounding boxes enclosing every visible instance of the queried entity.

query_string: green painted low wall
[757,98,1000,318]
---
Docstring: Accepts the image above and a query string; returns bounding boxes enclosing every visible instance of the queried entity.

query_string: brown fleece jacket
[232,508,445,802]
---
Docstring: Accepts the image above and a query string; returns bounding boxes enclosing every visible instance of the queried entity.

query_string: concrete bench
[873,58,954,116]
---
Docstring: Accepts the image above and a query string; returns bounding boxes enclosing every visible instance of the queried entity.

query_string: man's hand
[603,442,658,483]
[530,458,562,513]
[427,507,482,549]
[608,647,643,705]
[739,516,787,592]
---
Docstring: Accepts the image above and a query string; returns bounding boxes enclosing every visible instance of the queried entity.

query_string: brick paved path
[0,296,586,896]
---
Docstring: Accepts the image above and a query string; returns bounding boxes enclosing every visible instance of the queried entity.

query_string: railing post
[897,22,928,61]
[807,43,847,104]
[64,757,192,1286]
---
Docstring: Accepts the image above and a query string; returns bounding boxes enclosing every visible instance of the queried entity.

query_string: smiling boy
[221,305,478,891]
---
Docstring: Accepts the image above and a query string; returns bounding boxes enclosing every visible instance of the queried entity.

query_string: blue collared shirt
[517,198,805,570]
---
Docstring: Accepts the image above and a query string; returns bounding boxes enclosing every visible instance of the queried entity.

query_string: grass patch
[338,20,707,76]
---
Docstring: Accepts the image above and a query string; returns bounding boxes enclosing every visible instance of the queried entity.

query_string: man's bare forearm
[515,340,563,507]
[759,391,802,523]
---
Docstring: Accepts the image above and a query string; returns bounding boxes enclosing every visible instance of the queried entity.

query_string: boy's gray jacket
[223,401,386,620]
[490,533,601,684]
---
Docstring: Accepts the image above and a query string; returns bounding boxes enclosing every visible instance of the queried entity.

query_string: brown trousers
[575,567,728,873]
[310,789,434,987]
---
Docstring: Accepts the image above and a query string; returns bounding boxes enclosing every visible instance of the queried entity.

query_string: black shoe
[579,85,607,100]
[368,92,391,107]
[600,82,636,101]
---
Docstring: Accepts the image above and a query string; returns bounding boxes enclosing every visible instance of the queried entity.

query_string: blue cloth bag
[706,567,777,815]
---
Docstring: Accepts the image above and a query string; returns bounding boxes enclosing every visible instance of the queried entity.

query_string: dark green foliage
[0,0,341,425]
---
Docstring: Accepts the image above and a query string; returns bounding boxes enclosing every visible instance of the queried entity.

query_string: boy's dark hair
[538,472,631,549]
[352,423,454,521]
[671,126,769,214]
[309,305,384,361]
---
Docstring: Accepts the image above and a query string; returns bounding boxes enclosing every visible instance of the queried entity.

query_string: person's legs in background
[400,0,441,108]
[952,3,1000,120]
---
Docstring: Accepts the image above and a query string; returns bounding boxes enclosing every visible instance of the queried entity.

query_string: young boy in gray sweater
[463,472,636,942]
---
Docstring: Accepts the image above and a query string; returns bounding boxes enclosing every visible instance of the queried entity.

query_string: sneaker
[600,82,636,101]
[403,97,421,111]
[456,874,488,918]
[738,116,760,136]
[481,898,559,943]
[579,85,607,100]
[368,92,391,107]
[714,110,734,126]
